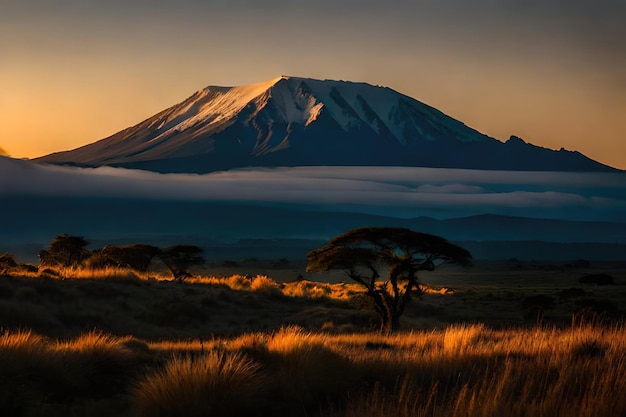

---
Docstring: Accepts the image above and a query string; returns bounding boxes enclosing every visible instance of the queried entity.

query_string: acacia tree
[39,234,91,268]
[307,227,471,333]
[158,245,205,280]
[90,244,160,272]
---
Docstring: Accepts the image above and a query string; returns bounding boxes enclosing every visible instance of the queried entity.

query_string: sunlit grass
[8,262,450,300]
[2,324,625,416]
[1,263,625,415]
[133,351,265,417]
[6,264,431,305]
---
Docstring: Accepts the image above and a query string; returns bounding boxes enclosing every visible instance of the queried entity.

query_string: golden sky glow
[2,1,625,169]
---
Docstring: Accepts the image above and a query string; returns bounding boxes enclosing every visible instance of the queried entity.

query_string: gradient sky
[2,1,625,169]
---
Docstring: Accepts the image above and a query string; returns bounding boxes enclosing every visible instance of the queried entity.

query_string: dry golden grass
[330,324,626,417]
[22,265,364,299]
[1,261,625,415]
[145,324,626,416]
[133,351,265,417]
[1,324,625,416]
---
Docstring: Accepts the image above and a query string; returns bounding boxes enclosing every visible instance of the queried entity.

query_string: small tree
[90,244,160,272]
[158,245,205,280]
[39,234,91,268]
[307,227,471,333]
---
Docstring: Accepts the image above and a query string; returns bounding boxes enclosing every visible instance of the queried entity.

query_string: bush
[283,280,331,299]
[0,253,18,271]
[578,274,614,285]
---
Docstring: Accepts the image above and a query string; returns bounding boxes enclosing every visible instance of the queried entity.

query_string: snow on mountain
[37,76,617,173]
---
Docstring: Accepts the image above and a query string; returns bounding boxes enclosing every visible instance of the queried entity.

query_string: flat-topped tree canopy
[307,227,471,333]
[158,244,205,281]
[316,226,472,266]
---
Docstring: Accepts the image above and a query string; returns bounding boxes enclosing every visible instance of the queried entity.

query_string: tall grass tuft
[0,329,56,383]
[0,330,61,413]
[250,275,283,296]
[132,350,265,417]
[54,331,146,397]
[264,326,357,413]
[442,323,485,354]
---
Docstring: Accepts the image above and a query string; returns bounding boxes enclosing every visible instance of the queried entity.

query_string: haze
[1,159,624,222]
[1,1,625,169]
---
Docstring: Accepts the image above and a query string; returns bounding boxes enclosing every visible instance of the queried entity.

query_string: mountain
[37,76,616,173]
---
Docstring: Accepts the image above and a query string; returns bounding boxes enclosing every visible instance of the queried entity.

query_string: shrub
[0,253,18,271]
[0,253,37,276]
[224,275,251,291]
[578,274,614,285]
[283,280,331,299]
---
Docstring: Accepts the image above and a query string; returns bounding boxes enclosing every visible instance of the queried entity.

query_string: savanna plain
[1,254,625,416]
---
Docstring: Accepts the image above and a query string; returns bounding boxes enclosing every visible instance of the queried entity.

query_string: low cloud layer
[1,158,625,222]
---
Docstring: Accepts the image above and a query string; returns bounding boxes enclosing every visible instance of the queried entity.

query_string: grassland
[0,260,625,416]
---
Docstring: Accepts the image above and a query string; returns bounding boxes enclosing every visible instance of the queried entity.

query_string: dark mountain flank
[37,76,616,173]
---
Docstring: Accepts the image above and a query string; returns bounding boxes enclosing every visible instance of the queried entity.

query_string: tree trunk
[378,297,400,334]
[379,311,400,334]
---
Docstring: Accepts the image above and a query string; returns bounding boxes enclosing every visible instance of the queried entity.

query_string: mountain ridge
[37,76,617,173]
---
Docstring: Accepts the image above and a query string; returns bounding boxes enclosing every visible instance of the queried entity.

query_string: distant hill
[37,76,616,173]
[3,156,624,261]
[3,197,625,262]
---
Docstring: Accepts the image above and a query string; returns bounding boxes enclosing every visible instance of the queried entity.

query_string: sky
[1,1,625,169]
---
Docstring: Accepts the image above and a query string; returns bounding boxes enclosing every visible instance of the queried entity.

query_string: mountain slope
[37,76,616,173]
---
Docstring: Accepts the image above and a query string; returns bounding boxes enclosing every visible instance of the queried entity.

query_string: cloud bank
[1,158,625,222]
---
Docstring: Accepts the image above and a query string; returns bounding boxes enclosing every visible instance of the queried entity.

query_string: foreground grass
[1,264,624,415]
[1,325,625,416]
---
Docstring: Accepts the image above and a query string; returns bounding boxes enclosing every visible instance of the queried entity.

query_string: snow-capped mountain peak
[37,76,616,173]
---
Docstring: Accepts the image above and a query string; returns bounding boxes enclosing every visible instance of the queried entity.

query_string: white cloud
[415,184,485,194]
[1,158,625,222]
